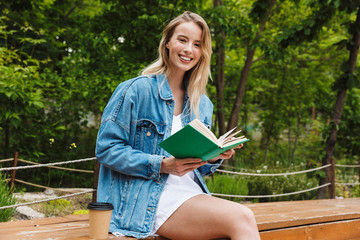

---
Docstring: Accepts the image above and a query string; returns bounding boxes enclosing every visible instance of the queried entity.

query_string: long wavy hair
[141,11,212,118]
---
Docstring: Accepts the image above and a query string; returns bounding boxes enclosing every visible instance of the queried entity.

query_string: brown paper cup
[88,202,114,239]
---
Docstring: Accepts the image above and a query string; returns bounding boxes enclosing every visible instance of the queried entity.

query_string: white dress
[112,115,205,237]
[152,114,205,234]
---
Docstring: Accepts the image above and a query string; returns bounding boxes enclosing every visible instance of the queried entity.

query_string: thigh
[156,194,253,240]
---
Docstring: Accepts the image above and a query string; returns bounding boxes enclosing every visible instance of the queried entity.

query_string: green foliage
[335,163,360,198]
[246,173,319,202]
[73,209,89,215]
[278,0,336,48]
[0,0,359,203]
[337,89,360,156]
[205,174,249,202]
[41,199,73,217]
[249,0,276,24]
[0,173,16,222]
[229,131,327,202]
[0,15,47,158]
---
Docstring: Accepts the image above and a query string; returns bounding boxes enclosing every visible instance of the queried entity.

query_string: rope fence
[0,157,96,172]
[336,182,360,186]
[216,164,331,177]
[335,164,360,168]
[11,179,92,192]
[221,163,305,172]
[13,179,57,190]
[0,155,358,210]
[17,159,94,173]
[0,189,95,210]
[0,158,13,163]
[212,183,331,198]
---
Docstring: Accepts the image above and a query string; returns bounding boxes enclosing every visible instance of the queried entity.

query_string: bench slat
[248,198,360,230]
[260,218,360,240]
[1,198,359,239]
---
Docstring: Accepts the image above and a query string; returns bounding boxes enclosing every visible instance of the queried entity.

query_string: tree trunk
[292,111,301,166]
[4,123,10,159]
[228,0,276,130]
[264,135,270,163]
[228,44,256,130]
[213,0,226,136]
[317,7,360,199]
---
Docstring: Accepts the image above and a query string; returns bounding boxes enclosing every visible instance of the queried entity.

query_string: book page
[218,127,239,145]
[189,119,218,144]
[222,136,248,148]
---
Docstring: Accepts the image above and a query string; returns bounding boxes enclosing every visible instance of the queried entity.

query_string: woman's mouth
[179,55,192,62]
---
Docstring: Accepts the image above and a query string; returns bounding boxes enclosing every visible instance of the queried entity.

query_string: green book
[159,119,249,161]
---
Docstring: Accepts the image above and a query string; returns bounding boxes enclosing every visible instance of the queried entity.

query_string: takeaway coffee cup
[88,202,114,239]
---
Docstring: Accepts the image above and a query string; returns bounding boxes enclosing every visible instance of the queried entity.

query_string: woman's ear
[165,42,169,49]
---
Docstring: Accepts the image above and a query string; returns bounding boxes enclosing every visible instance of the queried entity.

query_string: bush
[246,174,318,202]
[73,209,89,215]
[0,172,17,222]
[205,174,249,202]
[41,199,73,217]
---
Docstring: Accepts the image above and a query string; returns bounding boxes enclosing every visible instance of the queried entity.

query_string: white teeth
[180,56,191,61]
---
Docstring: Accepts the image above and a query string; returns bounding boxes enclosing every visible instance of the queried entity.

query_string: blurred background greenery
[0,0,359,202]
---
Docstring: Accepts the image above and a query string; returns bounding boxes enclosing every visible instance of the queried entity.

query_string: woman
[96,11,260,240]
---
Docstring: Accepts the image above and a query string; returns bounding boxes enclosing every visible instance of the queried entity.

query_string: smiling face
[165,21,203,76]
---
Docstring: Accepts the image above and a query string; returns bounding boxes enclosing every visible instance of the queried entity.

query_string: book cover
[158,121,249,161]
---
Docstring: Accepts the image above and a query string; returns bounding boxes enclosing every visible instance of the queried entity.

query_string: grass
[0,173,16,222]
[13,192,92,219]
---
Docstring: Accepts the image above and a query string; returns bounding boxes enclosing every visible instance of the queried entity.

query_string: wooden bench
[1,198,359,240]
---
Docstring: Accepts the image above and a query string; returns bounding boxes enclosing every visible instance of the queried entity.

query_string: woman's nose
[184,43,192,53]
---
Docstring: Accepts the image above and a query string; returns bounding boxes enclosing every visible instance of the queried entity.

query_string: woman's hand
[160,144,244,174]
[207,144,244,163]
[161,157,207,176]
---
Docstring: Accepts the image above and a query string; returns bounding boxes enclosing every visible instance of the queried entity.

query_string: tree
[0,15,46,158]
[228,0,277,130]
[213,0,227,135]
[318,5,360,199]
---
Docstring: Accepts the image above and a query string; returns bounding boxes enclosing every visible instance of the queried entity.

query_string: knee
[229,205,258,231]
[238,206,256,223]
[224,204,260,239]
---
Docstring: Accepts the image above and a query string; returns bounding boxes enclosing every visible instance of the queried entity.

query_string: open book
[159,119,249,161]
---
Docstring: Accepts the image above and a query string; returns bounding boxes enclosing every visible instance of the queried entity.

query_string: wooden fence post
[9,151,18,195]
[92,159,100,202]
[329,157,336,199]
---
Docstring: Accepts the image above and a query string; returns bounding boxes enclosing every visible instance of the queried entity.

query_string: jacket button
[146,132,151,137]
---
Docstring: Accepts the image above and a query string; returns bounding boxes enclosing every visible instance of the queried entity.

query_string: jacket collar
[156,74,173,100]
[156,74,190,104]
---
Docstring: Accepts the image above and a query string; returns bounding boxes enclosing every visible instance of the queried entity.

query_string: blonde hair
[141,11,212,118]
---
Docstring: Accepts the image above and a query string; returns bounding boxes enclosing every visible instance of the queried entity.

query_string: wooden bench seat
[1,198,359,240]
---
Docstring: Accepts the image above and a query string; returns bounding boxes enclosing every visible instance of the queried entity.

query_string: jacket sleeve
[198,159,224,176]
[95,80,163,181]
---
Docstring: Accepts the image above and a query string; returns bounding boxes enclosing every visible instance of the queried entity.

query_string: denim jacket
[96,74,223,238]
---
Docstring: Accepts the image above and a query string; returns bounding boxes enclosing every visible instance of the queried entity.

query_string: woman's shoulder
[117,75,155,90]
[102,75,157,118]
[109,75,155,98]
[200,94,213,108]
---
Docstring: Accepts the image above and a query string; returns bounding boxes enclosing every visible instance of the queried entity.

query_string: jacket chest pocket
[134,119,165,154]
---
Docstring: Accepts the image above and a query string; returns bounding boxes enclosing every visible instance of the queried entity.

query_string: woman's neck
[167,70,185,92]
[166,70,185,116]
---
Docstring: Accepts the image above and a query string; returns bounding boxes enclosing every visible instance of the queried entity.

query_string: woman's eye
[195,43,200,48]
[179,38,186,42]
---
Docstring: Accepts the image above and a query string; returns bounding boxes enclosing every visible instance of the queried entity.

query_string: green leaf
[56,125,67,130]
[30,100,45,108]
[4,92,12,98]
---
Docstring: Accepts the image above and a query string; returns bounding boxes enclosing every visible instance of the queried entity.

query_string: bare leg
[156,194,260,240]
